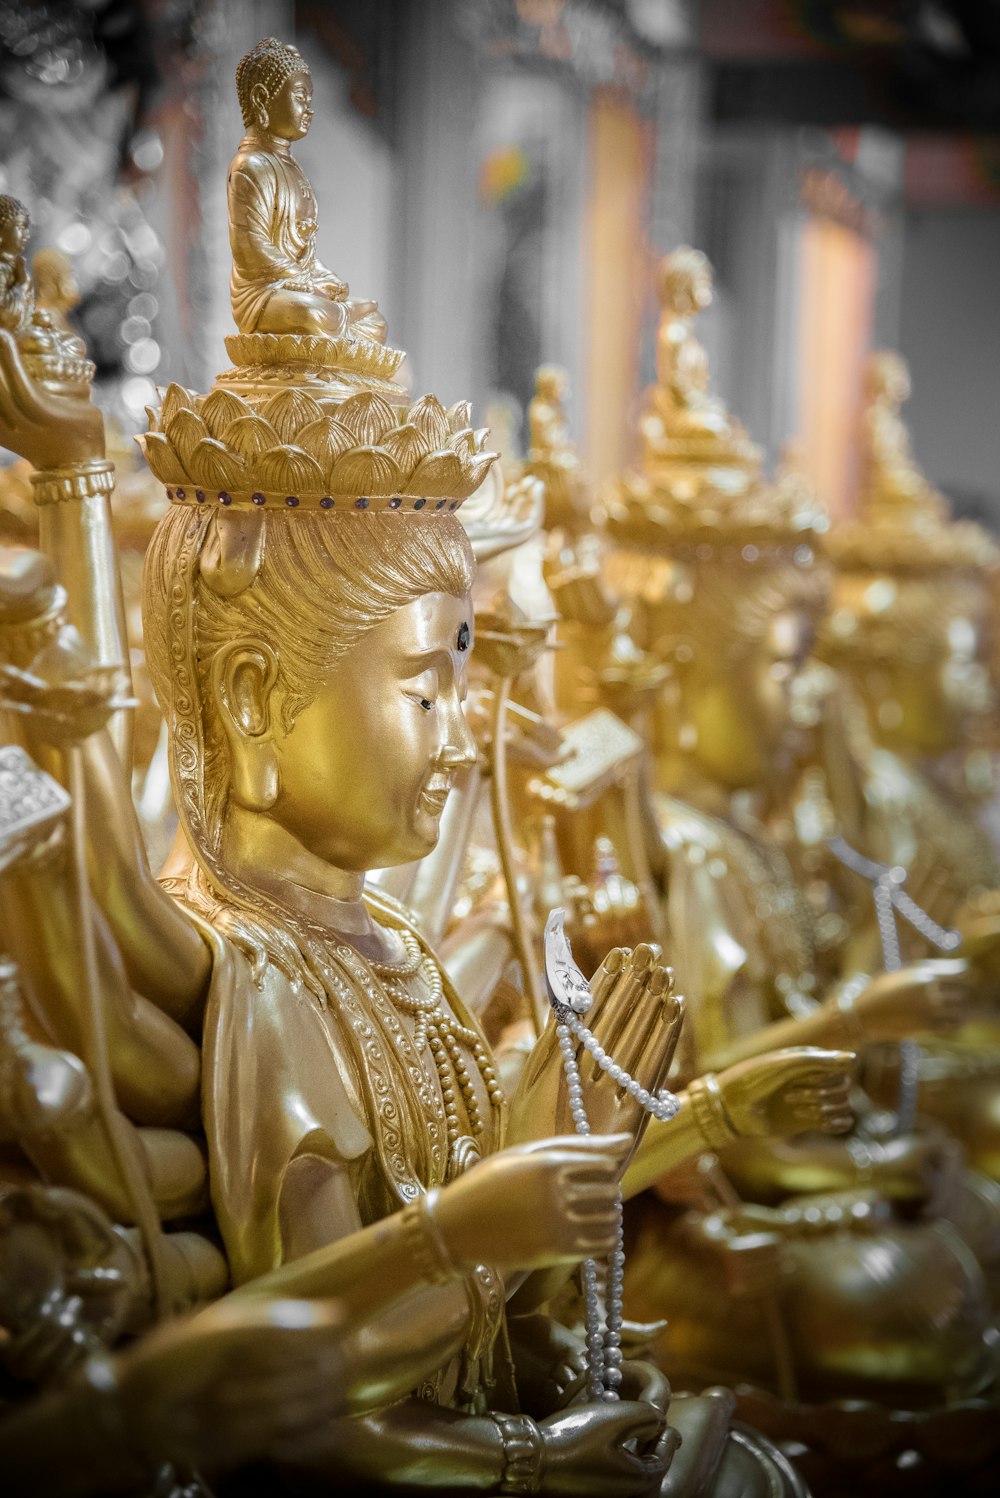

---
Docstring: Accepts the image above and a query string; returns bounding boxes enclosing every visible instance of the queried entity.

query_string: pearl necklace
[828,835,960,1131]
[545,910,680,1401]
[372,929,505,1175]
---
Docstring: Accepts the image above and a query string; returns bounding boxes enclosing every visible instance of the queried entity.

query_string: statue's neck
[220,802,397,955]
[243,126,293,159]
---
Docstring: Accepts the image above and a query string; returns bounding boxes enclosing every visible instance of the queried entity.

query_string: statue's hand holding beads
[508,943,683,1161]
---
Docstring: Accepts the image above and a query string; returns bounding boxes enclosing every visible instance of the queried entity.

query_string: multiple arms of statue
[623,1047,854,1199]
[705,959,970,1072]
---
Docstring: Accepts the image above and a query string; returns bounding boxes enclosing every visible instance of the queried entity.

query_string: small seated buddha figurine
[31,248,79,338]
[525,364,588,536]
[814,350,1000,1181]
[600,263,997,1416]
[0,208,91,398]
[229,36,386,347]
[636,248,759,494]
[0,196,33,335]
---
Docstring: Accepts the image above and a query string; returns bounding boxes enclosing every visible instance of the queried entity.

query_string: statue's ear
[211,641,280,811]
[199,511,265,599]
[212,641,278,740]
[248,81,270,129]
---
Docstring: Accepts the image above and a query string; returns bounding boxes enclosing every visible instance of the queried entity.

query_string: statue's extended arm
[0,839,201,1130]
[624,1049,853,1199]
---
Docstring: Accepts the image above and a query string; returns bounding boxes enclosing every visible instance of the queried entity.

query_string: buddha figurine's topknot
[235,36,307,128]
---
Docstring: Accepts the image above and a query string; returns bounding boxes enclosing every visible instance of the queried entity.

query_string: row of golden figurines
[1,233,999,1486]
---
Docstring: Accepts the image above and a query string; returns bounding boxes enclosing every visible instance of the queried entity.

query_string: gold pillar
[583,88,654,484]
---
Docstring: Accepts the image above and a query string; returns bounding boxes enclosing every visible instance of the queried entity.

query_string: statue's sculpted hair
[235,36,308,127]
[0,195,28,233]
[143,507,475,849]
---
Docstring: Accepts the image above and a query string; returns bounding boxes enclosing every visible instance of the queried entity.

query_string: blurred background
[0,0,998,521]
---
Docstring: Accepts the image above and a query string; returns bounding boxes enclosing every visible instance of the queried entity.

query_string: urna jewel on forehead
[135,36,496,515]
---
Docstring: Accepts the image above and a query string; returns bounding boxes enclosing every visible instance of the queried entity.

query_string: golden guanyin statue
[810,350,1000,1183]
[597,254,998,1422]
[0,49,815,1492]
[229,36,386,349]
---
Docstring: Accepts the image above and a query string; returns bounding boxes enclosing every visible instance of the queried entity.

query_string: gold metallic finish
[0,46,724,1492]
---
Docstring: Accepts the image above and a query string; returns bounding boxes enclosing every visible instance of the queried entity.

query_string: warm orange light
[584,89,653,483]
[797,212,876,515]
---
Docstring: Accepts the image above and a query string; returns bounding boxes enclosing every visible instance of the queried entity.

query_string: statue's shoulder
[228,140,280,186]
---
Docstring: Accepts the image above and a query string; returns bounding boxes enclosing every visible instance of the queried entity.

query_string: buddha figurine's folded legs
[253,286,349,338]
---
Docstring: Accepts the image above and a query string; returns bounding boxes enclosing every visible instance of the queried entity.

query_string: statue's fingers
[650,989,684,1095]
[581,948,628,1082]
[588,947,626,1008]
[603,943,661,1080]
[561,1177,621,1206]
[0,330,46,423]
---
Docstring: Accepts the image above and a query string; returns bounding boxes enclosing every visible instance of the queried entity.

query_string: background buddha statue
[598,276,995,1412]
[229,36,385,346]
[525,363,587,535]
[812,352,1000,1182]
[31,248,79,339]
[638,248,759,484]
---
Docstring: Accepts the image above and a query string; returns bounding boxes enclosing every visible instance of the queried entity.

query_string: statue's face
[271,592,476,870]
[873,604,993,757]
[685,605,814,790]
[0,216,26,255]
[266,68,313,140]
[665,258,711,318]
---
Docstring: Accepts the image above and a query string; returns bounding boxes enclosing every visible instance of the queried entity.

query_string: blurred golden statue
[812,351,1000,1182]
[639,248,759,483]
[601,262,997,1420]
[526,364,586,532]
[31,247,79,337]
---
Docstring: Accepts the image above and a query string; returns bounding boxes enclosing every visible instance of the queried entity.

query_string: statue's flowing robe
[227,133,334,334]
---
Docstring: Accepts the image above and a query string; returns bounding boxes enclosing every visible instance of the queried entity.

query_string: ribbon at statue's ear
[199,510,266,598]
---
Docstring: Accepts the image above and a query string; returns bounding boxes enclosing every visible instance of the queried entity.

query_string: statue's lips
[417,781,452,815]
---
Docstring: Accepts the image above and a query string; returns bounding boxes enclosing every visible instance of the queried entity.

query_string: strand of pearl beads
[554,1004,679,1401]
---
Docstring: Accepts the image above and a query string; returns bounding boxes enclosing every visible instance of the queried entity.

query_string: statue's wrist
[689,1072,738,1150]
[490,1411,544,1494]
[31,457,114,507]
[400,1187,457,1285]
[830,973,869,1046]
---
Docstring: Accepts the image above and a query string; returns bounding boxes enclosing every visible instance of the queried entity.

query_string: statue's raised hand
[0,330,103,468]
[508,917,684,1160]
[717,1048,855,1140]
